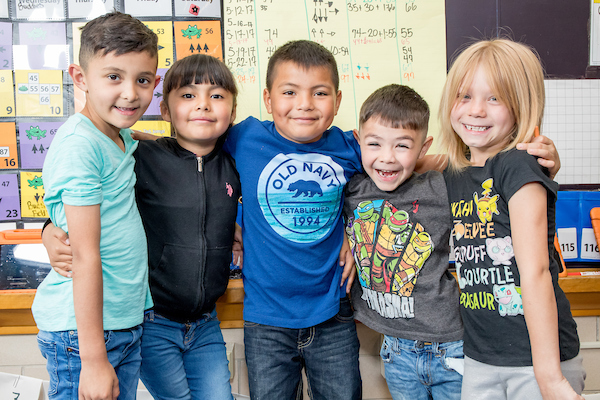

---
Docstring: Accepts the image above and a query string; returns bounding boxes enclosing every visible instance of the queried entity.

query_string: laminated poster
[15,0,65,20]
[0,122,18,170]
[174,0,220,18]
[14,23,68,70]
[145,68,168,116]
[224,0,447,136]
[0,70,15,117]
[174,20,222,60]
[20,171,47,218]
[143,21,175,69]
[18,121,60,169]
[0,22,13,70]
[15,70,63,117]
[124,0,172,18]
[0,174,21,220]
[67,0,115,19]
[131,120,172,137]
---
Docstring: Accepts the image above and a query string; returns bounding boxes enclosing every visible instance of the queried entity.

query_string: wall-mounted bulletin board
[0,0,597,227]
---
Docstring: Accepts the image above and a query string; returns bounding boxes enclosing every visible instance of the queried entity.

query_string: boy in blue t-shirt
[33,12,159,400]
[223,40,363,399]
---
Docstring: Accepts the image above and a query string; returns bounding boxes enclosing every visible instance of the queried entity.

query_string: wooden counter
[1,270,599,334]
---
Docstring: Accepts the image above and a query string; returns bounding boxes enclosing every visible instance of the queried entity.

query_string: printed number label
[292,216,320,227]
[580,228,600,260]
[0,147,9,157]
[557,228,578,259]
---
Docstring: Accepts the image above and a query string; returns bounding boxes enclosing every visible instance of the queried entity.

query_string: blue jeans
[244,297,361,400]
[37,325,143,400]
[381,336,463,400]
[140,309,233,400]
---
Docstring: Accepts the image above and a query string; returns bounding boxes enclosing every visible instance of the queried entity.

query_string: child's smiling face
[355,118,432,192]
[450,65,516,166]
[263,61,341,144]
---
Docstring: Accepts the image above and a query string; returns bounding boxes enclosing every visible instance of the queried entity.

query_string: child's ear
[160,100,172,123]
[154,75,161,89]
[69,64,87,92]
[230,104,237,126]
[334,90,342,115]
[352,128,360,143]
[263,88,273,114]
[418,136,434,159]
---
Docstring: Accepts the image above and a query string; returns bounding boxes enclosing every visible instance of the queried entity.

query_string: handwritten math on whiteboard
[224,0,447,136]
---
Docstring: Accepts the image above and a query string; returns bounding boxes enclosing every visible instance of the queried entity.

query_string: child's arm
[517,135,561,179]
[339,233,356,293]
[42,221,72,277]
[64,204,120,400]
[509,183,582,400]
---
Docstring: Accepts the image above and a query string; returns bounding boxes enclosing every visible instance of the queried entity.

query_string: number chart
[14,71,63,117]
[224,0,447,135]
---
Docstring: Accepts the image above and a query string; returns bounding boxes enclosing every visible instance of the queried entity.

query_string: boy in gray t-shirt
[343,84,463,400]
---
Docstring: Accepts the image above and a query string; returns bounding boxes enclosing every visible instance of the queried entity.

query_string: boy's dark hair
[266,40,339,91]
[79,11,158,70]
[162,54,238,106]
[359,84,429,136]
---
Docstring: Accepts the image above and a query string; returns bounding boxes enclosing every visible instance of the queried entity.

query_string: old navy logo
[258,153,347,243]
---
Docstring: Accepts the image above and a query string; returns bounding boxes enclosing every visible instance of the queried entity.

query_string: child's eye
[489,96,498,102]
[138,77,150,85]
[396,143,410,149]
[211,93,224,99]
[108,74,119,81]
[283,90,295,95]
[367,142,380,147]
[182,93,194,99]
[315,91,328,96]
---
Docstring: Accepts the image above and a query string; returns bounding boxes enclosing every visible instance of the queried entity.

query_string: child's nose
[381,146,396,162]
[121,81,139,101]
[196,96,210,110]
[469,99,486,116]
[296,92,314,110]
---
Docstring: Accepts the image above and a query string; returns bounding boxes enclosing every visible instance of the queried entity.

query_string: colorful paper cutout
[0,174,21,220]
[67,0,115,19]
[0,123,18,170]
[131,121,172,137]
[143,21,174,69]
[174,0,220,18]
[15,0,66,20]
[174,20,222,60]
[0,70,15,117]
[144,68,167,117]
[15,70,63,117]
[0,22,13,70]
[20,171,47,218]
[18,121,60,169]
[124,0,172,18]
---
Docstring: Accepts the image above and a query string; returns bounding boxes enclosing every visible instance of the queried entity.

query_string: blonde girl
[439,38,585,400]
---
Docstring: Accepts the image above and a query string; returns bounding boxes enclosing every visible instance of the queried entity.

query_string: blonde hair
[438,38,545,171]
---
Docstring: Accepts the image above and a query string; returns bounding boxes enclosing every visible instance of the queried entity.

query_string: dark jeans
[244,297,362,400]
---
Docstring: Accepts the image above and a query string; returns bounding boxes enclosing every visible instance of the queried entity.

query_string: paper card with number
[131,120,172,137]
[67,0,115,19]
[557,227,578,260]
[0,174,21,220]
[0,371,44,400]
[581,228,600,260]
[15,0,66,20]
[20,171,47,218]
[174,20,222,60]
[124,0,172,18]
[13,23,68,70]
[175,0,221,18]
[144,68,167,116]
[143,21,175,69]
[0,22,13,70]
[15,70,63,117]
[0,123,18,170]
[0,70,15,118]
[0,0,8,18]
[18,121,60,169]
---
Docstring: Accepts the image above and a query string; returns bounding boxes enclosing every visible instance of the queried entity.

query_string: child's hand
[539,376,583,400]
[232,223,243,269]
[339,235,356,293]
[516,135,561,179]
[131,130,161,141]
[79,359,119,400]
[41,223,73,278]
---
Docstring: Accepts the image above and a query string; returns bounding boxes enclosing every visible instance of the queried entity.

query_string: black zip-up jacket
[134,137,240,323]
